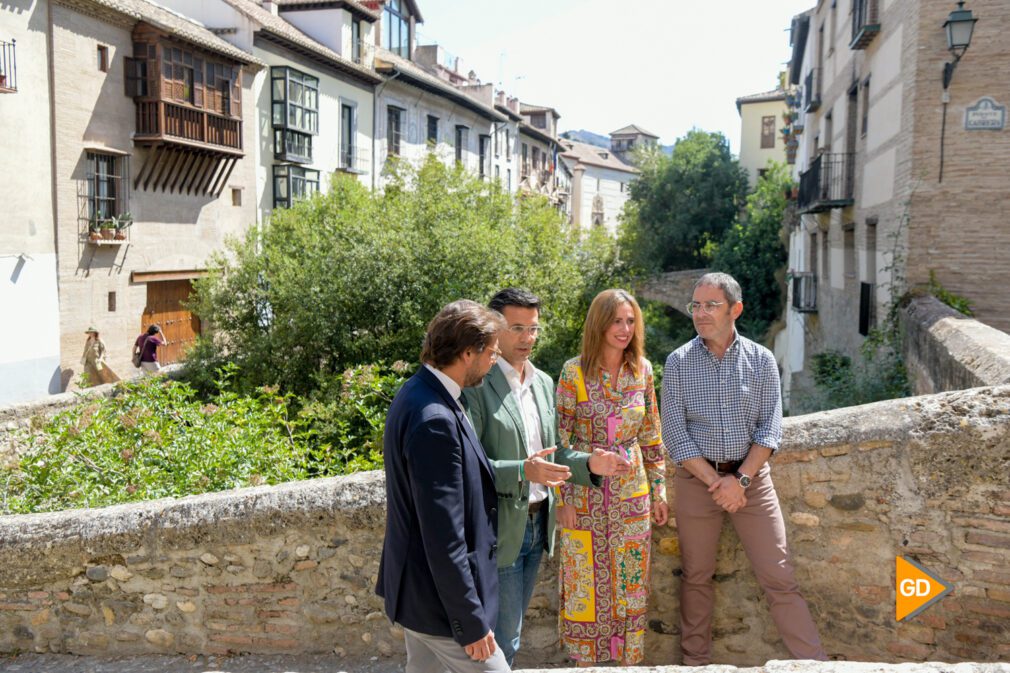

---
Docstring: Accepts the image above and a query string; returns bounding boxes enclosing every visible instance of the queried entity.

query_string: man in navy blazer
[377,300,510,673]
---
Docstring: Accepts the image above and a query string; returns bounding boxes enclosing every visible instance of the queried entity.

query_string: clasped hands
[708,475,746,513]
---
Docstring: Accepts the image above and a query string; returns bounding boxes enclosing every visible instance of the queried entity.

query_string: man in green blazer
[464,288,631,667]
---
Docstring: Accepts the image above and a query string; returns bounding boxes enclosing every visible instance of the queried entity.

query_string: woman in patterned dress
[556,288,668,665]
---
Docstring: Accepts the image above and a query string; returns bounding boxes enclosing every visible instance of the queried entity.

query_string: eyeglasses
[488,347,503,361]
[686,301,727,315]
[507,324,544,337]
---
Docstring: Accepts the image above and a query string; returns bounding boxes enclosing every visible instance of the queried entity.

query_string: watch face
[736,472,751,488]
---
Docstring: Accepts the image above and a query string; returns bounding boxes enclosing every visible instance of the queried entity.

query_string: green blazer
[463,362,598,569]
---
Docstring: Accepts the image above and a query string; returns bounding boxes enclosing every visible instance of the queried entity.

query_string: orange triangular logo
[896,556,953,621]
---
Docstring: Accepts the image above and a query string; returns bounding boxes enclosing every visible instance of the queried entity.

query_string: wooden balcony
[133,101,242,197]
[135,100,242,153]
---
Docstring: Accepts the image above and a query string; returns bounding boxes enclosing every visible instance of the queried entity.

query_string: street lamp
[942,1,978,89]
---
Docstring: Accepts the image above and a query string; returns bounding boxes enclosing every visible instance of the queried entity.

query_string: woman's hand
[651,500,669,526]
[556,503,577,530]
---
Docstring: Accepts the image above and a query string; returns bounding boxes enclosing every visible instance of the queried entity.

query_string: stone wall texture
[1,386,1009,667]
[901,295,1010,396]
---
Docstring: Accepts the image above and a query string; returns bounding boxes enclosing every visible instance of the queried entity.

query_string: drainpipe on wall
[372,69,401,191]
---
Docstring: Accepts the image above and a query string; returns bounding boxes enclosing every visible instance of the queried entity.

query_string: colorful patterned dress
[556,356,667,664]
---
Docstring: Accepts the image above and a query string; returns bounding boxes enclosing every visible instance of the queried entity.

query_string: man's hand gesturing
[464,630,497,661]
[524,447,571,487]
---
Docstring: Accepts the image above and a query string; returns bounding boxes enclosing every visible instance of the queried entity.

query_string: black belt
[706,459,743,474]
[528,500,544,517]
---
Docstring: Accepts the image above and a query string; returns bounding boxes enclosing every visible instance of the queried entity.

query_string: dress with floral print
[556,356,667,664]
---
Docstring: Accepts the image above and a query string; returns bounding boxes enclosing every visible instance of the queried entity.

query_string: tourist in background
[80,326,119,386]
[133,324,163,375]
[556,288,668,666]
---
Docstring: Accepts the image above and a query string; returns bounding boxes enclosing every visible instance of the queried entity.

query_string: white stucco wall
[738,98,787,187]
[0,0,63,403]
[375,78,496,186]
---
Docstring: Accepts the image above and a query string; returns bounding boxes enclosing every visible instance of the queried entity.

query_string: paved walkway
[0,654,404,673]
[3,655,1009,673]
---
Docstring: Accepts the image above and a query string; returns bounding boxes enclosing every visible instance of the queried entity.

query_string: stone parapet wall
[900,295,1010,395]
[1,386,1009,667]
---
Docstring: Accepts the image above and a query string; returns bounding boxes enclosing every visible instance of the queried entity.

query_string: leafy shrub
[806,347,908,411]
[928,270,973,316]
[1,366,399,515]
[187,156,620,395]
[297,362,410,476]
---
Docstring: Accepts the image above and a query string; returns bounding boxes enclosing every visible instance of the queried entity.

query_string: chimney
[262,0,279,15]
[508,96,519,114]
[496,91,506,106]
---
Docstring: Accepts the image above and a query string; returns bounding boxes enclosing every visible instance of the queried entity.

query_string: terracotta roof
[273,0,379,21]
[219,0,381,82]
[519,103,560,119]
[610,124,659,138]
[735,88,786,113]
[68,0,264,65]
[374,49,506,122]
[495,104,522,121]
[559,139,638,174]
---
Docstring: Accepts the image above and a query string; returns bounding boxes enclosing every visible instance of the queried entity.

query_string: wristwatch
[734,471,752,489]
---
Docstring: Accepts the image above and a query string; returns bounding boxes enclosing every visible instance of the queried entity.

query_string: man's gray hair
[695,272,742,304]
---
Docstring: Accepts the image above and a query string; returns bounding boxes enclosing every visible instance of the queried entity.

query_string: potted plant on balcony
[113,212,133,240]
[87,216,102,242]
[99,219,116,240]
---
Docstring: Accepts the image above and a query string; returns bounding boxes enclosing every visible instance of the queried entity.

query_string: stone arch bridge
[635,268,708,316]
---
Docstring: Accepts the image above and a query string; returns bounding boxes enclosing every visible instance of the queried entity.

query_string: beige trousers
[674,464,826,665]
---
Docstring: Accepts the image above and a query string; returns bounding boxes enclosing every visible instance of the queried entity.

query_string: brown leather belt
[528,500,544,517]
[707,459,743,474]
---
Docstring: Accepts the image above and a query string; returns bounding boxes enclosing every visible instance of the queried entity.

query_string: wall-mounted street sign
[964,97,1006,131]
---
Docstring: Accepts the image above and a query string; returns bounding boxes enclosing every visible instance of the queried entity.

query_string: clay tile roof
[609,124,659,138]
[559,139,639,174]
[77,0,264,65]
[272,0,379,21]
[735,88,786,113]
[374,49,506,122]
[218,0,381,82]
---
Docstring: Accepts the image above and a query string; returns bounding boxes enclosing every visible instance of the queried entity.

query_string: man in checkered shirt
[661,272,826,666]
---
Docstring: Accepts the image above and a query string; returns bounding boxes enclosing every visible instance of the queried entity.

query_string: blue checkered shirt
[661,332,783,464]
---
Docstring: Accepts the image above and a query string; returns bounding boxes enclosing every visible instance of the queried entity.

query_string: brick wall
[1,386,1008,666]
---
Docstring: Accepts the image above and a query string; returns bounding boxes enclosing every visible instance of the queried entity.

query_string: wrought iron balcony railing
[338,145,370,174]
[798,152,854,213]
[0,39,17,93]
[792,272,817,313]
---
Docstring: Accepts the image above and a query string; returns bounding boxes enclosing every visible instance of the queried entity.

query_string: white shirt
[497,359,548,504]
[425,364,466,415]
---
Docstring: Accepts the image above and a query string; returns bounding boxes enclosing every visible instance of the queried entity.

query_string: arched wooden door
[142,279,201,364]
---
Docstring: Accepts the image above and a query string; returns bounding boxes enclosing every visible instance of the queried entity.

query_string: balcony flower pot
[100,223,116,240]
[113,212,133,240]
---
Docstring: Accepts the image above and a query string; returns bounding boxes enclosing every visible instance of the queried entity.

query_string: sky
[412,0,817,155]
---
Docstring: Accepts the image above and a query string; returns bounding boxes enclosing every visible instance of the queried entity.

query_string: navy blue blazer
[376,366,500,646]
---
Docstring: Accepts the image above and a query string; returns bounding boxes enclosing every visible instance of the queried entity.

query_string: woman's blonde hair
[580,289,645,382]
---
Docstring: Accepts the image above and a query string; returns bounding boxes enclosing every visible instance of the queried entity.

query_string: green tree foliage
[620,130,748,272]
[187,156,620,395]
[710,161,791,339]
